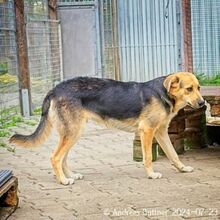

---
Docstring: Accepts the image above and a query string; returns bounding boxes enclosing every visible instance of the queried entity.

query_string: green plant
[0,107,39,152]
[0,142,15,152]
[0,63,8,75]
[196,73,220,86]
[0,115,24,129]
[33,107,42,115]
[0,73,17,85]
[0,129,10,137]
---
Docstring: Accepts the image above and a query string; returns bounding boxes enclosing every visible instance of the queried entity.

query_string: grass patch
[0,115,24,129]
[0,142,15,152]
[196,74,220,86]
[0,129,10,137]
[0,73,17,86]
[0,107,40,152]
[33,107,42,116]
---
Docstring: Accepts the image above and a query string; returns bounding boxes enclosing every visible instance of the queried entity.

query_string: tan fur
[84,110,139,132]
[137,72,203,178]
[9,117,52,148]
[163,72,203,112]
[10,72,203,184]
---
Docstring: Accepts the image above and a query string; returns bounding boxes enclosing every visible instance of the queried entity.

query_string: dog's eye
[186,87,193,92]
[198,86,200,91]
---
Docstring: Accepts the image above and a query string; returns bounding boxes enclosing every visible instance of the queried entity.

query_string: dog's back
[9,76,170,147]
[53,76,170,119]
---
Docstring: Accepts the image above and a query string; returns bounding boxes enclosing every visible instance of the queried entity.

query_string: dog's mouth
[187,102,203,109]
[187,102,198,109]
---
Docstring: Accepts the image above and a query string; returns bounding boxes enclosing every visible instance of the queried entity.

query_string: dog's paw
[180,166,194,173]
[72,173,84,180]
[148,172,162,179]
[60,178,75,185]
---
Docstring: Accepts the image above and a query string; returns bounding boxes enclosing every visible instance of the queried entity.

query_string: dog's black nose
[198,100,205,107]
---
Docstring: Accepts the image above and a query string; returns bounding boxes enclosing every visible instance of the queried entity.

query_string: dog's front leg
[155,127,194,173]
[139,126,162,179]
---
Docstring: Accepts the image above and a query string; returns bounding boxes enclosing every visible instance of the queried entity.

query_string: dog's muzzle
[198,100,205,107]
[187,99,205,109]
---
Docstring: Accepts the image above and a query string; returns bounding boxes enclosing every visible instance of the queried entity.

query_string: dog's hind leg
[62,149,84,180]
[51,135,76,185]
[50,101,86,185]
[51,121,85,185]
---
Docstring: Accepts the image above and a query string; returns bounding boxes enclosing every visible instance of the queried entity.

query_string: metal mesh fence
[0,0,19,125]
[191,0,220,77]
[100,0,116,79]
[25,0,62,109]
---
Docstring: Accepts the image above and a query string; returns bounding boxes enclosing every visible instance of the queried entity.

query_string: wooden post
[182,0,193,72]
[48,0,61,85]
[182,1,208,149]
[48,0,57,20]
[14,0,31,116]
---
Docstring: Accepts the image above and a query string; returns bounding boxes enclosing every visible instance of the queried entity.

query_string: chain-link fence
[0,0,19,125]
[25,0,62,109]
[0,0,62,125]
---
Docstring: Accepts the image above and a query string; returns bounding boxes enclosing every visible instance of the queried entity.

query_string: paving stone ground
[0,119,220,220]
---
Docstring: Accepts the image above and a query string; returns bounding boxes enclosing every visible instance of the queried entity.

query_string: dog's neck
[160,86,176,113]
[165,93,186,114]
[161,95,175,111]
[173,100,187,114]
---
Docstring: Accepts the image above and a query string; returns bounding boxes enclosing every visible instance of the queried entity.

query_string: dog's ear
[163,74,180,92]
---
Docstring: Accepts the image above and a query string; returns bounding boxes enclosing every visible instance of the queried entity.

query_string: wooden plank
[48,0,61,84]
[182,0,193,72]
[0,170,13,188]
[201,86,220,97]
[14,0,31,115]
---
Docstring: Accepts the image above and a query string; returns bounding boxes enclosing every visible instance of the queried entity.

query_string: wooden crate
[0,177,19,220]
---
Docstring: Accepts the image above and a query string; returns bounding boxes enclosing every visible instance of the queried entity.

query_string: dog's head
[163,72,205,110]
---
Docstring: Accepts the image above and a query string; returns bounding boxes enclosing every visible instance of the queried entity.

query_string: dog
[9,72,205,185]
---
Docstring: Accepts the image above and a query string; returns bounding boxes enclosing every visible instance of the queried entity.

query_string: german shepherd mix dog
[10,72,205,185]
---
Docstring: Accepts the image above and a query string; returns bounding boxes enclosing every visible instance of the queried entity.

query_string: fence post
[48,0,57,20]
[182,0,207,149]
[48,0,61,85]
[14,0,31,117]
[182,0,193,72]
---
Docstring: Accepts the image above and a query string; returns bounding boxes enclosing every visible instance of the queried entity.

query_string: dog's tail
[9,91,53,148]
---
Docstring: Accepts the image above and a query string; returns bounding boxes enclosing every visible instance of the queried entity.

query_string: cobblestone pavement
[1,120,220,220]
